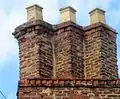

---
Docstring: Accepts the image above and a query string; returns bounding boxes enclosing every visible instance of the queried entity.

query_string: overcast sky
[0,0,120,99]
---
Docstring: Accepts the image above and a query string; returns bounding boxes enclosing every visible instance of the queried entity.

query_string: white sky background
[0,0,120,99]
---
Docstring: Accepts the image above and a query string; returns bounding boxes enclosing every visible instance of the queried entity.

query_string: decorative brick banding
[19,79,120,88]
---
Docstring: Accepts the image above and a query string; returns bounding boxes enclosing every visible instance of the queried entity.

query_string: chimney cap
[26,4,43,21]
[59,6,76,13]
[89,8,106,24]
[59,6,76,23]
[89,8,105,15]
[26,4,43,10]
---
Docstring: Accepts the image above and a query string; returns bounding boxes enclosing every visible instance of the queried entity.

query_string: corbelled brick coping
[13,21,83,34]
[53,21,83,31]
[13,20,54,39]
[84,22,117,34]
[13,20,117,38]
[14,20,53,32]
[13,21,84,39]
[19,79,120,88]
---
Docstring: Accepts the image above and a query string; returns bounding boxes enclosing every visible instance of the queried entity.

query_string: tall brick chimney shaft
[89,8,106,24]
[59,6,76,23]
[13,5,54,79]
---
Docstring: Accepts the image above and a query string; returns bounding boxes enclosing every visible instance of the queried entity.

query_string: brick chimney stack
[26,4,43,21]
[13,4,53,79]
[59,6,76,23]
[14,4,119,99]
[89,8,106,24]
[84,8,118,79]
[55,6,84,79]
[13,4,118,80]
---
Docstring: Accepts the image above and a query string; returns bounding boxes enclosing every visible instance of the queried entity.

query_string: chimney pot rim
[26,4,43,10]
[59,6,76,12]
[89,8,105,15]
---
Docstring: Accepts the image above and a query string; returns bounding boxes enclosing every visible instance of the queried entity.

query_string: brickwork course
[13,5,119,99]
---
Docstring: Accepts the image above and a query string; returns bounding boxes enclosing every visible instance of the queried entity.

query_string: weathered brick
[13,16,119,99]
